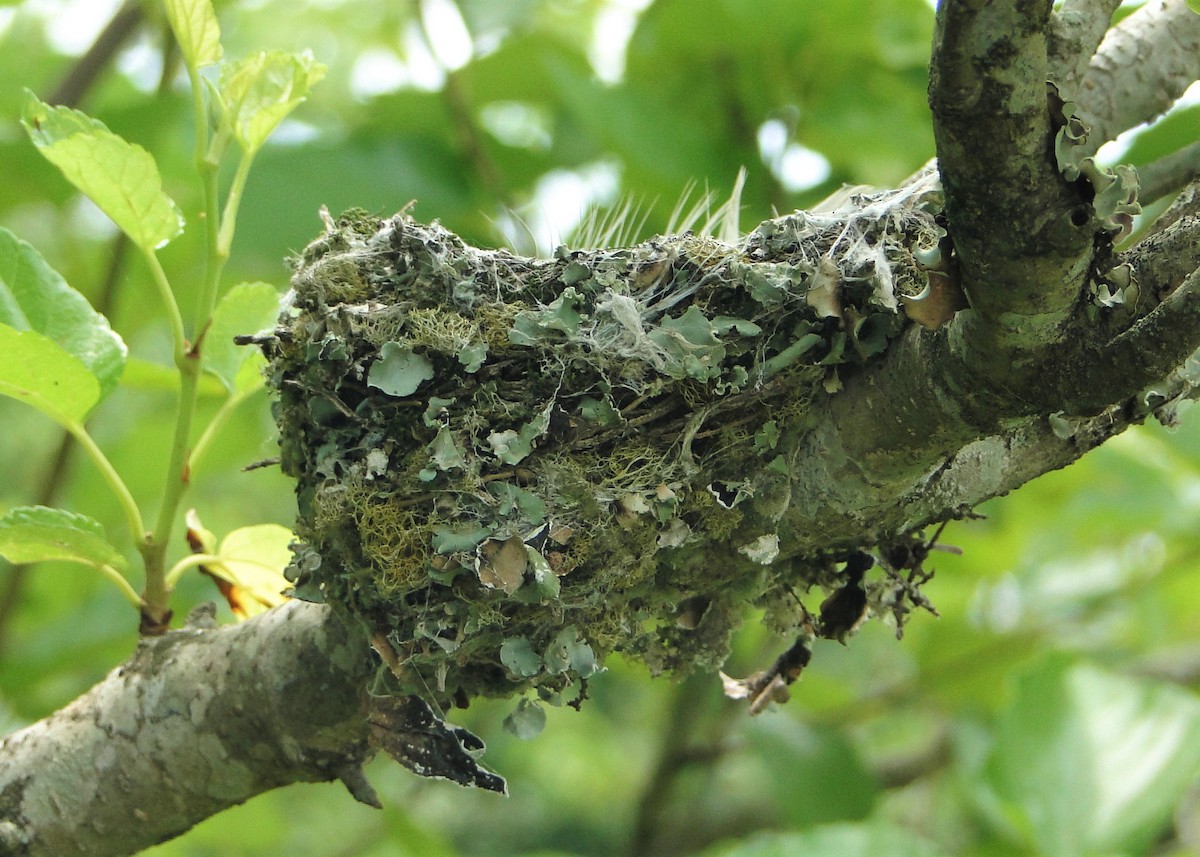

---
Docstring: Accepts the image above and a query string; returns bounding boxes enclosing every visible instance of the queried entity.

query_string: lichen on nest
[263,170,951,709]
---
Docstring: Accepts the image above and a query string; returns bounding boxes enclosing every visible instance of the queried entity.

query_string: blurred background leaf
[2,1,1200,855]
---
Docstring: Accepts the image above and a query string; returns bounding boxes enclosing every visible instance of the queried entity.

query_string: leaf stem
[143,250,186,357]
[190,381,262,474]
[164,552,222,588]
[64,419,144,544]
[217,153,254,258]
[97,562,144,608]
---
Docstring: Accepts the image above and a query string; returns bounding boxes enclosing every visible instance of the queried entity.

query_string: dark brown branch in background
[48,0,144,107]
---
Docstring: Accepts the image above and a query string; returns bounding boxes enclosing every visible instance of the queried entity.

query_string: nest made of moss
[263,171,951,709]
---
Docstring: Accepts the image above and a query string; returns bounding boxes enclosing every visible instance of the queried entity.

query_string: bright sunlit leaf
[163,0,223,70]
[978,657,1200,857]
[22,92,184,253]
[0,324,100,424]
[0,505,125,572]
[0,228,126,399]
[219,51,327,156]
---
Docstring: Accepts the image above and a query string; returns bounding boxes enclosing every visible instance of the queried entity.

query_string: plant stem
[217,154,254,258]
[97,562,144,608]
[164,553,222,589]
[144,250,186,356]
[138,56,230,629]
[190,382,262,473]
[64,419,144,544]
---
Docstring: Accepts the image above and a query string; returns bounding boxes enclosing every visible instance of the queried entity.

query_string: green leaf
[204,282,281,392]
[502,698,547,740]
[977,657,1200,857]
[0,506,125,571]
[368,341,435,397]
[163,0,223,69]
[21,92,184,253]
[0,324,100,424]
[0,228,125,398]
[220,50,327,155]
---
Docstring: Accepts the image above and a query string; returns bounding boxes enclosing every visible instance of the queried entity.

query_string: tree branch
[0,602,377,857]
[929,0,1094,350]
[1048,0,1123,91]
[1075,0,1200,157]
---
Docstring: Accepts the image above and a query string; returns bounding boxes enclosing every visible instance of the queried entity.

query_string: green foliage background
[2,1,1200,855]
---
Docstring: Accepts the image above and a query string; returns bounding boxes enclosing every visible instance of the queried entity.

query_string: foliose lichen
[264,176,950,710]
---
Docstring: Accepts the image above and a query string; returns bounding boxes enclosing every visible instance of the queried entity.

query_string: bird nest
[263,172,949,709]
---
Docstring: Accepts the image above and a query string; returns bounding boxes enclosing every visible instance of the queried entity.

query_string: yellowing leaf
[206,524,294,618]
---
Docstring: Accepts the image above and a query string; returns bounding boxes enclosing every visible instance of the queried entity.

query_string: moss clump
[266,183,947,709]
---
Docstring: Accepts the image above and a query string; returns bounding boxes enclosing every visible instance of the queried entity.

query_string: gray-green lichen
[265,177,950,708]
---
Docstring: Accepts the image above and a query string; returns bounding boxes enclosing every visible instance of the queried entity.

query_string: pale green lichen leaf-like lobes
[267,183,946,707]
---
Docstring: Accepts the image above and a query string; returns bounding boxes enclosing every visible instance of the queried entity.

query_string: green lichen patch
[266,187,947,708]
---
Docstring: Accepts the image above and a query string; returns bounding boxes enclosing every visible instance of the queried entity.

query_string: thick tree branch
[0,602,377,857]
[1075,0,1200,157]
[929,0,1094,350]
[1048,0,1123,90]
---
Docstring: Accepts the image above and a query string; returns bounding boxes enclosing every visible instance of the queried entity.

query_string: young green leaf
[0,228,126,398]
[0,506,125,571]
[204,282,281,392]
[163,0,223,70]
[22,92,184,253]
[0,324,100,424]
[219,51,327,155]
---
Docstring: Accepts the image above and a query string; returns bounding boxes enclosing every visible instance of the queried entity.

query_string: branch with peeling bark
[2,3,1200,855]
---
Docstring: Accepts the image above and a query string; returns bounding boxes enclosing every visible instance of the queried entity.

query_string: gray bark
[0,602,376,857]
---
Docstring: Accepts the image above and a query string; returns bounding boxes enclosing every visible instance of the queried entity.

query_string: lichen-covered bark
[0,602,375,857]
